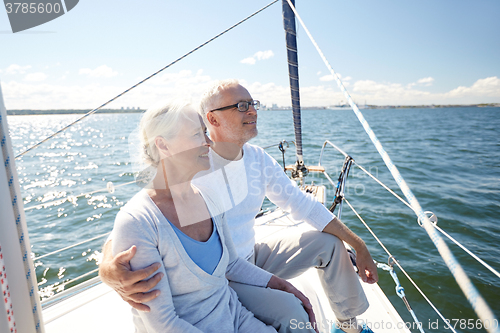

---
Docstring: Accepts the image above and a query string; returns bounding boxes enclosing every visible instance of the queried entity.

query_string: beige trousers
[230,229,369,333]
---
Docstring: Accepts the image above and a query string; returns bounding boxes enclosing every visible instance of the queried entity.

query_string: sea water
[7,107,500,332]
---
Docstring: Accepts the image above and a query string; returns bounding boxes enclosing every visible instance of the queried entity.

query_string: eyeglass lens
[237,100,260,112]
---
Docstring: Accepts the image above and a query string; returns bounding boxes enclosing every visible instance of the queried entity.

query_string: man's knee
[301,231,343,264]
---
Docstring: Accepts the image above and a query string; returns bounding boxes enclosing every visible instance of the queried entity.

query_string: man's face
[209,84,258,146]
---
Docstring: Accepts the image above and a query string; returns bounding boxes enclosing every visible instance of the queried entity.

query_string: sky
[0,0,499,109]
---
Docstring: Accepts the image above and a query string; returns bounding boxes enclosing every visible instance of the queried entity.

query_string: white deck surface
[42,207,410,333]
[43,281,134,333]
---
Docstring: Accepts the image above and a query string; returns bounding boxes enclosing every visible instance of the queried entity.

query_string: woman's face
[163,110,212,174]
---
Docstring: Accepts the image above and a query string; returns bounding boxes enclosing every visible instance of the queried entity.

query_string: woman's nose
[204,133,213,146]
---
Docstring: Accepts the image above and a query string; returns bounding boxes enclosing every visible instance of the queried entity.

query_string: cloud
[5,64,32,75]
[352,76,500,105]
[319,73,351,82]
[1,69,213,109]
[79,65,118,78]
[240,50,274,65]
[417,77,434,86]
[319,75,334,82]
[243,76,499,107]
[2,72,499,109]
[241,57,256,65]
[25,72,48,82]
[446,76,500,99]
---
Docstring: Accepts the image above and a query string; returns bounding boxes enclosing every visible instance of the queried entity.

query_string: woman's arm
[99,240,162,311]
[112,211,202,333]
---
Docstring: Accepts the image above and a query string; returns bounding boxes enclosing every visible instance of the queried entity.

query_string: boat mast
[282,0,308,181]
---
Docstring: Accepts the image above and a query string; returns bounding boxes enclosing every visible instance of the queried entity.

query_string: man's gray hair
[199,79,240,118]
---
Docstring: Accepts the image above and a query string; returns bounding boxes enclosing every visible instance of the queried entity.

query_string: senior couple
[102,79,378,333]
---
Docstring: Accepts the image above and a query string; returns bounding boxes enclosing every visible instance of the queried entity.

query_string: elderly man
[100,80,378,333]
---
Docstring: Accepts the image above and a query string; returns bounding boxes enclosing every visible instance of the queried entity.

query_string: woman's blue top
[169,219,223,275]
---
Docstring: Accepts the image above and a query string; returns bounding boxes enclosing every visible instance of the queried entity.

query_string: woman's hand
[99,242,163,311]
[266,275,319,333]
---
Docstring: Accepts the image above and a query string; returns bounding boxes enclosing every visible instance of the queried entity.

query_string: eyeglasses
[209,100,260,113]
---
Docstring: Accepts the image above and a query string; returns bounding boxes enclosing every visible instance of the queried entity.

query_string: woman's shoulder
[192,185,225,219]
[115,190,158,227]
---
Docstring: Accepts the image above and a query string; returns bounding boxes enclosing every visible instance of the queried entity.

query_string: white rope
[23,179,136,211]
[320,140,500,279]
[0,243,17,333]
[433,224,500,280]
[344,198,457,333]
[15,0,279,160]
[353,162,413,211]
[353,159,500,280]
[1,100,43,333]
[57,268,99,290]
[284,2,499,329]
[34,232,110,261]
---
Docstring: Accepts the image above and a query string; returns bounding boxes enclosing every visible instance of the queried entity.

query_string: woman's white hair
[140,100,196,167]
[199,79,240,118]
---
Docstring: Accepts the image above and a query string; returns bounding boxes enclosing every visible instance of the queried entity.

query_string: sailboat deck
[42,208,410,333]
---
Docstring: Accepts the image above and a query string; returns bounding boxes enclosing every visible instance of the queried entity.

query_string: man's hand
[266,275,319,333]
[322,217,379,284]
[355,247,378,284]
[99,242,163,312]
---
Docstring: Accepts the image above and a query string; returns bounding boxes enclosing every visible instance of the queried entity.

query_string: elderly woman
[111,101,311,332]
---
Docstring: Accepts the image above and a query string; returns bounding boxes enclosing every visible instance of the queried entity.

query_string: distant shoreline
[7,109,144,115]
[6,104,500,115]
[265,103,500,111]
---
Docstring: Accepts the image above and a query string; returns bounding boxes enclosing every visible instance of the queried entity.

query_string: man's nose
[246,105,257,115]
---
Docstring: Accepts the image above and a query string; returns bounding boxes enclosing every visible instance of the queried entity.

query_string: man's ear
[206,112,220,127]
[155,136,170,158]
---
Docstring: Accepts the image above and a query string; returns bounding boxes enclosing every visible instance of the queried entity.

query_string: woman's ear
[155,136,170,158]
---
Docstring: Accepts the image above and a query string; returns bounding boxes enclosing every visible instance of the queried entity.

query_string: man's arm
[99,240,163,311]
[322,217,378,284]
[257,149,378,283]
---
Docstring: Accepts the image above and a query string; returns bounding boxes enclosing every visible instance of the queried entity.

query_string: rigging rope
[329,155,352,218]
[284,1,499,330]
[344,198,457,333]
[0,244,17,333]
[0,87,42,332]
[34,232,110,261]
[377,261,425,333]
[355,162,500,280]
[319,140,500,280]
[14,0,279,160]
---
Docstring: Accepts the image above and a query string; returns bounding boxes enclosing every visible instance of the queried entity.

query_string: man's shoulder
[243,142,272,161]
[243,142,263,153]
